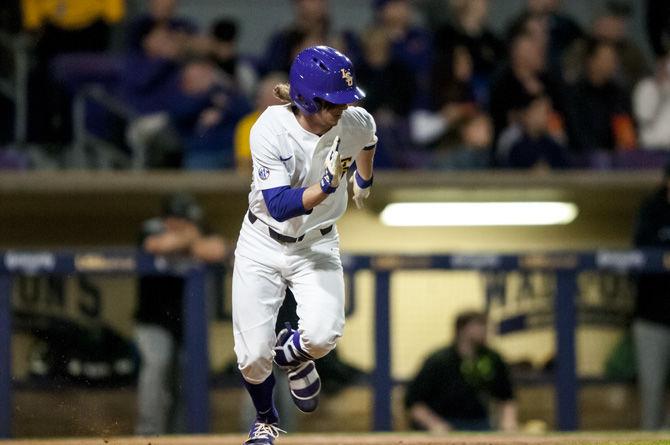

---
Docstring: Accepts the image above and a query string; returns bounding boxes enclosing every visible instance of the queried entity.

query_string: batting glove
[349,170,373,209]
[320,136,342,194]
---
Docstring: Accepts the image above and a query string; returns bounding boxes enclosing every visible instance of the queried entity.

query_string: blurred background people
[405,311,517,432]
[168,58,250,170]
[419,43,482,153]
[646,0,670,60]
[121,0,197,116]
[433,0,504,105]
[522,0,583,78]
[564,1,649,87]
[633,52,670,150]
[207,17,258,99]
[357,26,415,168]
[372,0,432,108]
[564,38,636,155]
[22,0,125,144]
[497,93,570,170]
[233,72,288,174]
[632,163,670,430]
[591,1,649,88]
[488,19,565,154]
[261,0,360,74]
[121,0,198,167]
[135,193,228,435]
[429,112,492,170]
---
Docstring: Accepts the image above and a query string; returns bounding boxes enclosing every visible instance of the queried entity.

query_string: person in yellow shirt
[21,0,124,32]
[22,0,126,142]
[233,72,288,174]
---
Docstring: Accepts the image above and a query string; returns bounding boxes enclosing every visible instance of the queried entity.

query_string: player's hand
[320,136,342,194]
[349,170,373,209]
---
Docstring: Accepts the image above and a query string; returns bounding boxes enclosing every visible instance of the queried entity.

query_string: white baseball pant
[232,216,345,384]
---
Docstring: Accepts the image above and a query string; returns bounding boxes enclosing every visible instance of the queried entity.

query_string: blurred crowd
[2,0,670,171]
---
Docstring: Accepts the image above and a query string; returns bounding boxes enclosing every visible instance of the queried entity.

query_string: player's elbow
[269,209,291,223]
[262,186,308,222]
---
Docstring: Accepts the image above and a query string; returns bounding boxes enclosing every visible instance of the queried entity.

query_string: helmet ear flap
[294,93,321,114]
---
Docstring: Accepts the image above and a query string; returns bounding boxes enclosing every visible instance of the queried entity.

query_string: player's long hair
[273,83,291,103]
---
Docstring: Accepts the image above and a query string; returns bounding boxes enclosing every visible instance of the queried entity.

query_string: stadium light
[380,202,579,226]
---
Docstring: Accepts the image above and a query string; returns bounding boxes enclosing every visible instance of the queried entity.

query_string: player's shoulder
[250,104,293,137]
[340,106,375,131]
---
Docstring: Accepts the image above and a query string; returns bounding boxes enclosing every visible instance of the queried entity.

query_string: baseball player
[232,45,377,444]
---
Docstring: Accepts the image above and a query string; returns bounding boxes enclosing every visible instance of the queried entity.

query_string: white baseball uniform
[233,103,377,384]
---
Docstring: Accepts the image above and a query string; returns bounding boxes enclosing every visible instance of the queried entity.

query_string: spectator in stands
[594,1,650,88]
[122,0,198,116]
[433,0,504,104]
[488,20,565,149]
[497,93,570,169]
[135,193,228,435]
[632,163,670,430]
[121,0,202,167]
[405,311,517,432]
[169,58,251,170]
[633,52,670,150]
[564,1,649,87]
[520,0,583,77]
[372,0,433,107]
[646,0,670,60]
[431,113,492,170]
[23,0,125,143]
[233,72,288,174]
[357,26,415,168]
[431,44,480,124]
[564,38,636,154]
[415,0,452,31]
[261,0,360,74]
[358,26,414,118]
[208,18,258,99]
[410,42,482,163]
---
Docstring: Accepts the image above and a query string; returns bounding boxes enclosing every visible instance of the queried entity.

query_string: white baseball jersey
[248,104,377,237]
[232,103,377,385]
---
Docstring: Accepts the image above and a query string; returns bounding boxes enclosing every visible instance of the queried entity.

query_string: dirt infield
[4,433,670,445]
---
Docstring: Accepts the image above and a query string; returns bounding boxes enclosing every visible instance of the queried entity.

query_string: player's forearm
[191,236,228,262]
[409,403,452,433]
[355,146,375,180]
[144,232,195,255]
[302,182,330,211]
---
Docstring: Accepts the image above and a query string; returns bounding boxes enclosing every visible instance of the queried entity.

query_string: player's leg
[291,262,345,359]
[633,319,670,429]
[135,324,175,435]
[232,252,286,441]
[274,235,345,412]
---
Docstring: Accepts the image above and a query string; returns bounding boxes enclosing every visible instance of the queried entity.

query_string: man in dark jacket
[135,193,227,435]
[633,162,670,430]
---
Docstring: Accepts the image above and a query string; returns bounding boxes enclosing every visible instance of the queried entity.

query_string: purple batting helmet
[289,45,365,114]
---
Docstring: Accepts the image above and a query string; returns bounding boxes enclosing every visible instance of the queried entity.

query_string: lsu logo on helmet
[340,68,353,87]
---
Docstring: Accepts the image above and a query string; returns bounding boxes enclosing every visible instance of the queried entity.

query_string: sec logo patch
[258,166,270,180]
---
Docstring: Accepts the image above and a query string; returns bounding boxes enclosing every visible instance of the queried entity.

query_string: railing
[0,31,32,147]
[71,84,140,169]
[1,248,668,437]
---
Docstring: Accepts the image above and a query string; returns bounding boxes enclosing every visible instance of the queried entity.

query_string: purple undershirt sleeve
[262,186,311,222]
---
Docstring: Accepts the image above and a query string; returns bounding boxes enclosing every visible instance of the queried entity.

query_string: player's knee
[238,350,274,384]
[300,320,344,359]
